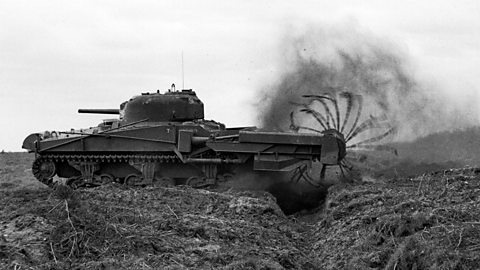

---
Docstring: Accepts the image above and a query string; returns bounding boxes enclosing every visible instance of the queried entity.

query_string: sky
[1,0,479,151]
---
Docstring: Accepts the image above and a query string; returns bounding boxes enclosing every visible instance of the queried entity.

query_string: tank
[22,85,347,188]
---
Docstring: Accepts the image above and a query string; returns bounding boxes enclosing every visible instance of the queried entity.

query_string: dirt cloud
[257,24,479,143]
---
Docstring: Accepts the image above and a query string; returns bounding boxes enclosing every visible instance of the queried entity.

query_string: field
[1,151,480,269]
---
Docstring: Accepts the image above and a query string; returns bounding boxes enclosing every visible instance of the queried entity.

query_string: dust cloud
[257,25,479,143]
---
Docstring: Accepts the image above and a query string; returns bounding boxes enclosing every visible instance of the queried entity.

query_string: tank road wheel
[186,176,209,188]
[125,174,143,187]
[153,177,175,187]
[99,174,114,185]
[32,158,56,186]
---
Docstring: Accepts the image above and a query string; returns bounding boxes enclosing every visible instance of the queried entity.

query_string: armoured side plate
[178,130,193,152]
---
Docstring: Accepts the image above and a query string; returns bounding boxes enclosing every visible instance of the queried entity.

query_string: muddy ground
[1,152,480,269]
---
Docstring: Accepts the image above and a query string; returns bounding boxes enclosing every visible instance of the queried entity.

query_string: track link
[40,153,181,163]
[33,153,182,188]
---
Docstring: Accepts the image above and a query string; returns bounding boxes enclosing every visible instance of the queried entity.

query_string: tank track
[39,153,181,163]
[33,153,181,188]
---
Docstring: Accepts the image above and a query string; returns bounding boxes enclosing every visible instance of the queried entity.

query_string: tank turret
[78,88,204,123]
[123,89,204,123]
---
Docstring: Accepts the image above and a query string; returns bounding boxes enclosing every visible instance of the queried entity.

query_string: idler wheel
[186,176,208,188]
[153,177,175,187]
[125,174,143,186]
[32,158,56,185]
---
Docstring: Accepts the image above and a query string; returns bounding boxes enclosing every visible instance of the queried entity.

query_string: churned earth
[1,152,480,269]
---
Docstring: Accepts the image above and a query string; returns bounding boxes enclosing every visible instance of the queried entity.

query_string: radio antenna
[182,51,185,90]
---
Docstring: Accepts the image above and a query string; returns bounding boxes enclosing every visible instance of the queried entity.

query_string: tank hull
[22,90,346,188]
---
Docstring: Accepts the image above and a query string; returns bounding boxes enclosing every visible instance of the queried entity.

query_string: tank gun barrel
[78,109,120,114]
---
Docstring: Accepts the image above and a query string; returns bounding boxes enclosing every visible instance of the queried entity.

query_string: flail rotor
[290,90,397,185]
